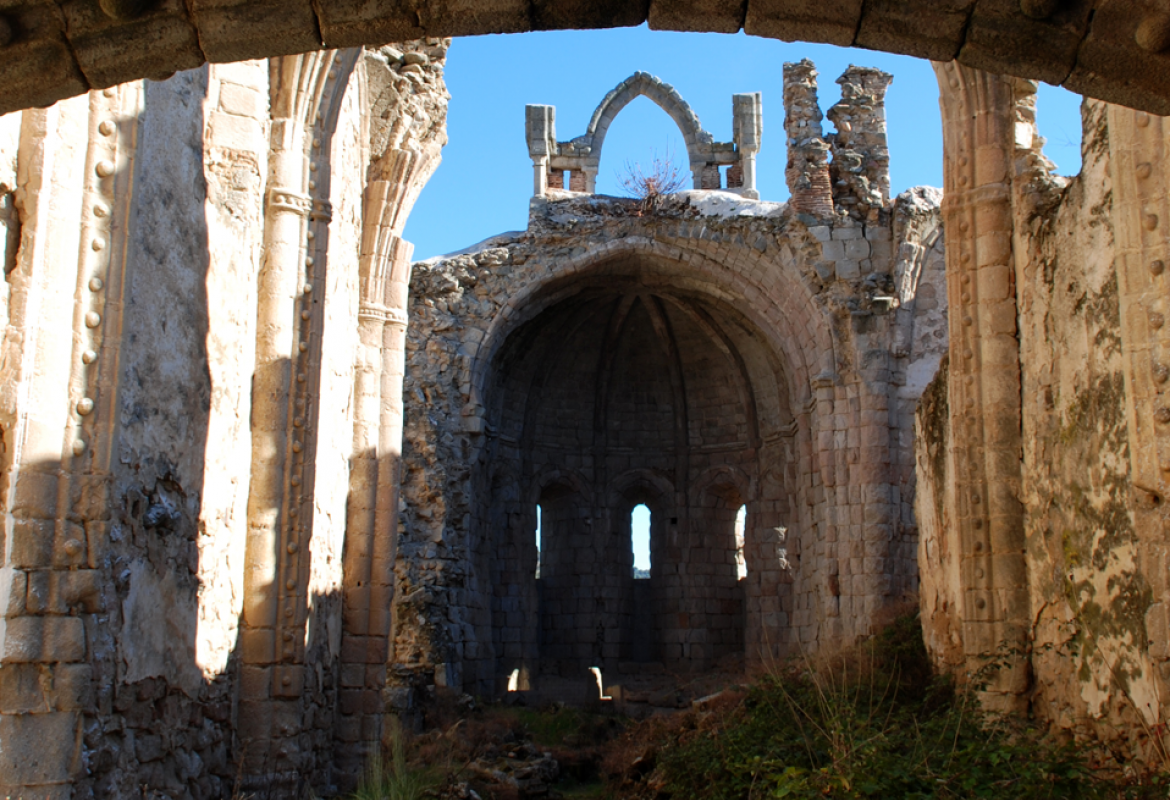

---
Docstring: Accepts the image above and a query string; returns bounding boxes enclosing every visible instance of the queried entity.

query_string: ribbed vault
[476,263,798,682]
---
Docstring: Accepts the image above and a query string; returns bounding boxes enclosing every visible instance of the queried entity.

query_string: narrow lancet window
[734,504,747,580]
[535,504,543,579]
[632,503,651,579]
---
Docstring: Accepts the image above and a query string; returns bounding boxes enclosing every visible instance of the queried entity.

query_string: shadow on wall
[0,69,351,798]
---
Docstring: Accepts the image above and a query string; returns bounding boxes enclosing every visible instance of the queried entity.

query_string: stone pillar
[526,104,556,198]
[237,51,355,781]
[827,66,893,221]
[0,83,144,797]
[1107,104,1170,676]
[337,225,411,776]
[0,77,152,796]
[336,129,445,782]
[934,61,1028,712]
[733,92,762,200]
[699,164,721,190]
[783,59,833,217]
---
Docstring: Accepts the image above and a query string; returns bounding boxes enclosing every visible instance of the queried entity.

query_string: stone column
[733,92,762,200]
[336,139,442,781]
[237,51,354,780]
[525,104,555,198]
[934,61,1028,712]
[782,60,833,217]
[827,66,893,221]
[0,84,142,797]
[1107,104,1170,674]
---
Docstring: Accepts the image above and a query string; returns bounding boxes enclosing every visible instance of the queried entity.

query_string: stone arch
[526,467,595,507]
[470,236,836,422]
[582,72,713,182]
[690,463,754,507]
[8,5,1170,120]
[917,61,1032,713]
[469,234,823,674]
[608,467,677,510]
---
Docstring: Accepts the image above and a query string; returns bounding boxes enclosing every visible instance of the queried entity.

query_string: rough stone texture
[0,41,449,799]
[782,59,834,217]
[11,29,1170,796]
[393,71,944,703]
[3,1,1170,117]
[916,64,1170,757]
[827,66,893,221]
[526,72,759,198]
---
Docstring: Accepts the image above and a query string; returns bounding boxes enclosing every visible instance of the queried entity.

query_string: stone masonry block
[240,665,273,700]
[218,81,266,119]
[0,711,80,784]
[1065,1,1170,116]
[745,0,862,46]
[272,665,305,698]
[648,0,746,34]
[821,240,846,260]
[0,616,86,663]
[978,264,1012,300]
[855,0,972,61]
[8,519,55,569]
[0,664,49,713]
[959,0,1093,87]
[317,0,531,46]
[212,59,267,85]
[1,569,27,618]
[190,0,322,64]
[836,259,861,280]
[845,238,871,260]
[0,19,86,112]
[51,664,94,712]
[238,627,276,665]
[8,470,60,520]
[341,663,365,688]
[26,571,102,615]
[58,0,204,89]
[208,111,264,153]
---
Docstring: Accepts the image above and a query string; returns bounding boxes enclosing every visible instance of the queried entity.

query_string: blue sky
[403,24,1085,261]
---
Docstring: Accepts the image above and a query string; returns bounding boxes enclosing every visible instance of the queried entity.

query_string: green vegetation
[344,614,1169,799]
[351,722,440,800]
[606,614,1166,799]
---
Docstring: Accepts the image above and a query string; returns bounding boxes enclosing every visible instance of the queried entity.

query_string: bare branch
[616,147,687,211]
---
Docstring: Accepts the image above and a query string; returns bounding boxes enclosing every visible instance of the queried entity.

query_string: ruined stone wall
[1013,95,1161,753]
[397,182,946,701]
[0,40,450,798]
[918,65,1170,760]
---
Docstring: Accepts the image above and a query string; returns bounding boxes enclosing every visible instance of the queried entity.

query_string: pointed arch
[582,72,713,175]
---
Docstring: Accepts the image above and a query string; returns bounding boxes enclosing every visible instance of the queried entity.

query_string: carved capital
[358,303,408,328]
[268,187,312,217]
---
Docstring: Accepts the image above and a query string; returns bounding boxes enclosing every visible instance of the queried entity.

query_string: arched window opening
[535,503,543,579]
[595,95,688,197]
[632,503,651,579]
[734,504,747,580]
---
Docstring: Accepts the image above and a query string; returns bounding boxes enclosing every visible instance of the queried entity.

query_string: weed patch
[603,613,1167,799]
